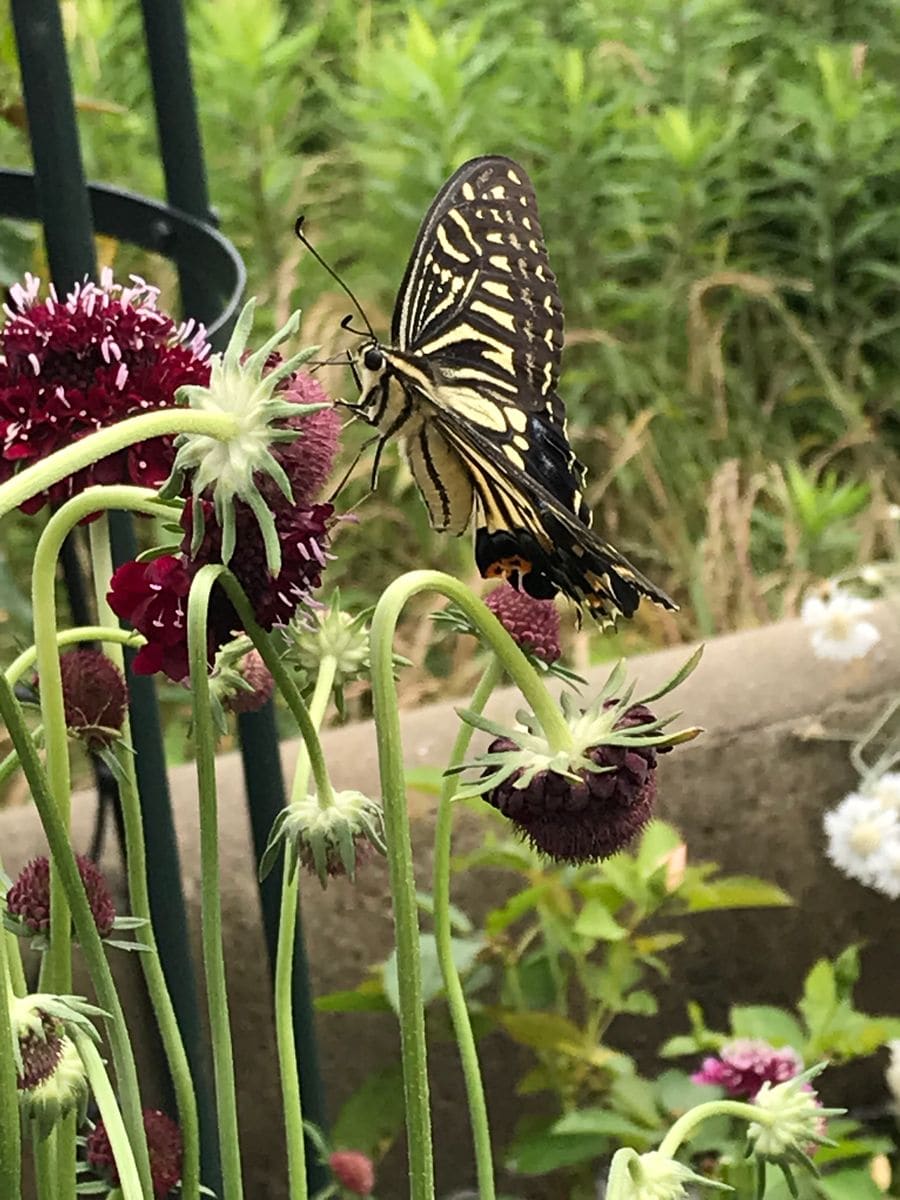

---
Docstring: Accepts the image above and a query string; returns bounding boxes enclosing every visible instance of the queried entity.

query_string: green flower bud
[260,788,386,888]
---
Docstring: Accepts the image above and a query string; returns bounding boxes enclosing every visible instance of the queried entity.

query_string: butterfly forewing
[392,156,564,414]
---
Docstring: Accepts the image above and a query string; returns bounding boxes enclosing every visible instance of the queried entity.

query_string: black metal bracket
[0,169,245,339]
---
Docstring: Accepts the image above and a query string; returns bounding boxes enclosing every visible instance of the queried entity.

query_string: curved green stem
[88,516,201,1200]
[0,410,237,519]
[658,1099,766,1158]
[434,656,503,1200]
[187,566,245,1200]
[0,676,152,1197]
[276,656,337,1200]
[368,570,568,1200]
[73,1031,143,1200]
[5,627,143,686]
[0,921,21,1200]
[31,488,171,1001]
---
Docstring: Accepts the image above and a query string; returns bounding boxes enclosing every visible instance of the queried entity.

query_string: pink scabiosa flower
[52,649,128,750]
[5,853,116,941]
[107,302,339,683]
[692,1040,803,1100]
[457,652,701,864]
[225,648,275,714]
[329,1149,376,1196]
[107,555,194,682]
[486,583,561,664]
[0,270,209,511]
[86,1107,182,1198]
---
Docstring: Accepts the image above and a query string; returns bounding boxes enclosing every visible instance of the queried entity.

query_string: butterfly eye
[363,347,384,372]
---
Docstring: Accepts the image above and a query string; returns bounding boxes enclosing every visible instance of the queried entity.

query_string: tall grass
[1,0,899,647]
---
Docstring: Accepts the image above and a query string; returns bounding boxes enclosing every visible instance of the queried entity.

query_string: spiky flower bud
[611,1148,730,1199]
[485,583,561,663]
[260,789,386,888]
[5,854,116,941]
[86,1107,182,1197]
[288,591,370,682]
[50,649,128,750]
[329,1149,376,1196]
[162,299,327,577]
[746,1066,841,1166]
[11,993,102,1139]
[457,653,701,863]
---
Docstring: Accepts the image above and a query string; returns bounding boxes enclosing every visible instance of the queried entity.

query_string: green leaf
[404,766,445,796]
[332,1063,406,1159]
[382,932,484,1014]
[619,989,658,1017]
[634,820,683,872]
[505,1130,611,1175]
[314,981,391,1014]
[654,1069,723,1116]
[681,875,792,911]
[600,855,651,907]
[608,1074,662,1129]
[658,1034,705,1059]
[730,1006,806,1049]
[552,1108,655,1142]
[492,1009,586,1053]
[415,889,473,934]
[573,899,627,941]
[486,884,553,935]
[814,1167,885,1200]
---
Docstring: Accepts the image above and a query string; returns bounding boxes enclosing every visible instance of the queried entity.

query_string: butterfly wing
[426,400,676,622]
[393,156,565,418]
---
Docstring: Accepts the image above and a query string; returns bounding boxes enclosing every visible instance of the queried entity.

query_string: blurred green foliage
[1,0,899,654]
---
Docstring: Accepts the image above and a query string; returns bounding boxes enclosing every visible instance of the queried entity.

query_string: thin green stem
[658,1099,766,1158]
[187,566,245,1200]
[0,676,153,1197]
[32,1129,56,1200]
[32,489,171,1006]
[368,570,568,1200]
[276,656,337,1200]
[434,656,502,1200]
[5,627,143,686]
[73,1031,143,1200]
[88,517,201,1200]
[0,923,21,1200]
[0,410,237,519]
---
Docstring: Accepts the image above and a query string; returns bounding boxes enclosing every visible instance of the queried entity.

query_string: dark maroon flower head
[87,1108,182,1198]
[0,271,209,511]
[481,701,674,863]
[486,583,561,663]
[51,649,128,749]
[6,854,116,939]
[16,1008,63,1090]
[259,369,342,506]
[107,556,194,682]
[329,1149,376,1196]
[692,1040,803,1100]
[181,496,333,641]
[225,648,275,714]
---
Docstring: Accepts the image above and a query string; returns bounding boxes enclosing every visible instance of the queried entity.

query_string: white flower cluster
[824,772,900,897]
[801,587,880,662]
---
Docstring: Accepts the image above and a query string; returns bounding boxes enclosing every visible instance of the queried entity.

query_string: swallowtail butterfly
[351,155,676,624]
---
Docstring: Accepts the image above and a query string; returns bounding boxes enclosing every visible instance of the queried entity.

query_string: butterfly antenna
[294,216,376,341]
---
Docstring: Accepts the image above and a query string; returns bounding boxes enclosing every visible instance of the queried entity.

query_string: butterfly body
[353,155,676,624]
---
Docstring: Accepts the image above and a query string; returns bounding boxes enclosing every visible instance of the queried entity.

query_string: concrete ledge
[3,604,899,1197]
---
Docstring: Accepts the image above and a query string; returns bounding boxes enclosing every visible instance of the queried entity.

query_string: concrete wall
[3,604,899,1197]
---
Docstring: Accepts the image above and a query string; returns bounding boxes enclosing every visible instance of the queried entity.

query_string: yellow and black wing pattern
[381,155,676,624]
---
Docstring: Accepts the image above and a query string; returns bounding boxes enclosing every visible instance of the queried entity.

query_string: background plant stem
[88,516,202,1200]
[275,655,337,1200]
[434,654,503,1200]
[73,1030,143,1200]
[0,923,21,1200]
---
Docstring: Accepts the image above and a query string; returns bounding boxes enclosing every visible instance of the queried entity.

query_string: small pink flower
[692,1039,803,1099]
[486,583,561,663]
[6,854,116,939]
[87,1108,182,1198]
[329,1149,375,1196]
[226,649,275,714]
